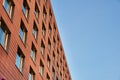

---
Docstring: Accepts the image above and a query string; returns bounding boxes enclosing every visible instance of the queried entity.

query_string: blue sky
[51,0,120,80]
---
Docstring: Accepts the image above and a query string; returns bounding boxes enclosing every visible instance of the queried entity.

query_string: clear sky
[51,0,120,80]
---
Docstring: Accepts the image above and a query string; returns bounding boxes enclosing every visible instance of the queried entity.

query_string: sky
[50,0,120,80]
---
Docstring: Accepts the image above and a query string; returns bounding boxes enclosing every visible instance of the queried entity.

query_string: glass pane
[22,5,26,16]
[4,0,10,14]
[31,50,34,60]
[16,54,20,69]
[19,27,23,40]
[0,27,5,47]
[29,73,32,80]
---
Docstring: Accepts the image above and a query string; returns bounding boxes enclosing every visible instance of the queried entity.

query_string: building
[0,0,71,80]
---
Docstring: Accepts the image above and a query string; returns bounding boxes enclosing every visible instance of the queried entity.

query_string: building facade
[0,0,71,80]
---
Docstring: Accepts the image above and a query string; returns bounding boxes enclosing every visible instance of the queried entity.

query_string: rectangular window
[42,22,46,39]
[54,24,56,34]
[34,3,39,19]
[53,37,56,48]
[15,47,24,72]
[0,19,10,50]
[57,62,59,71]
[47,55,50,69]
[43,6,47,21]
[3,0,15,19]
[48,23,52,37]
[19,21,27,43]
[49,9,52,20]
[48,38,51,51]
[29,67,35,80]
[22,0,29,19]
[39,60,44,76]
[30,43,36,62]
[32,22,38,40]
[40,40,45,56]
[46,73,50,80]
[52,67,55,79]
[52,51,55,62]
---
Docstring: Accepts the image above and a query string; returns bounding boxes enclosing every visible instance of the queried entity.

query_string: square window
[0,19,10,50]
[15,47,24,72]
[22,0,29,19]
[3,0,15,19]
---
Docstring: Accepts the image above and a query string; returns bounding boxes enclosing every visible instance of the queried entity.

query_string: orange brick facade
[0,0,71,80]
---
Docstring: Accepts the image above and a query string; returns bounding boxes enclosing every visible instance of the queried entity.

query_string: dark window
[32,22,38,40]
[29,67,35,80]
[0,19,10,50]
[15,47,24,72]
[19,21,27,44]
[22,0,29,19]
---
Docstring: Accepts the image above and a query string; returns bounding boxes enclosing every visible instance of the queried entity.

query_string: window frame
[0,18,10,50]
[39,60,44,76]
[15,48,24,72]
[22,0,29,19]
[3,0,15,19]
[19,20,27,44]
[30,43,36,63]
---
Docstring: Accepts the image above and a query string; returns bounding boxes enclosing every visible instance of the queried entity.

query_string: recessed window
[52,67,55,80]
[60,71,62,77]
[34,3,39,19]
[19,21,27,43]
[32,22,38,40]
[53,37,56,48]
[48,38,51,51]
[40,40,45,56]
[49,9,52,20]
[15,47,24,72]
[60,46,62,54]
[22,0,29,19]
[54,24,56,34]
[46,73,50,80]
[0,19,10,50]
[29,67,35,80]
[47,55,50,69]
[48,23,52,37]
[43,6,47,21]
[52,51,55,61]
[60,59,62,64]
[30,43,36,62]
[3,0,15,19]
[42,22,46,39]
[39,60,44,76]
[57,49,59,59]
[57,62,59,71]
